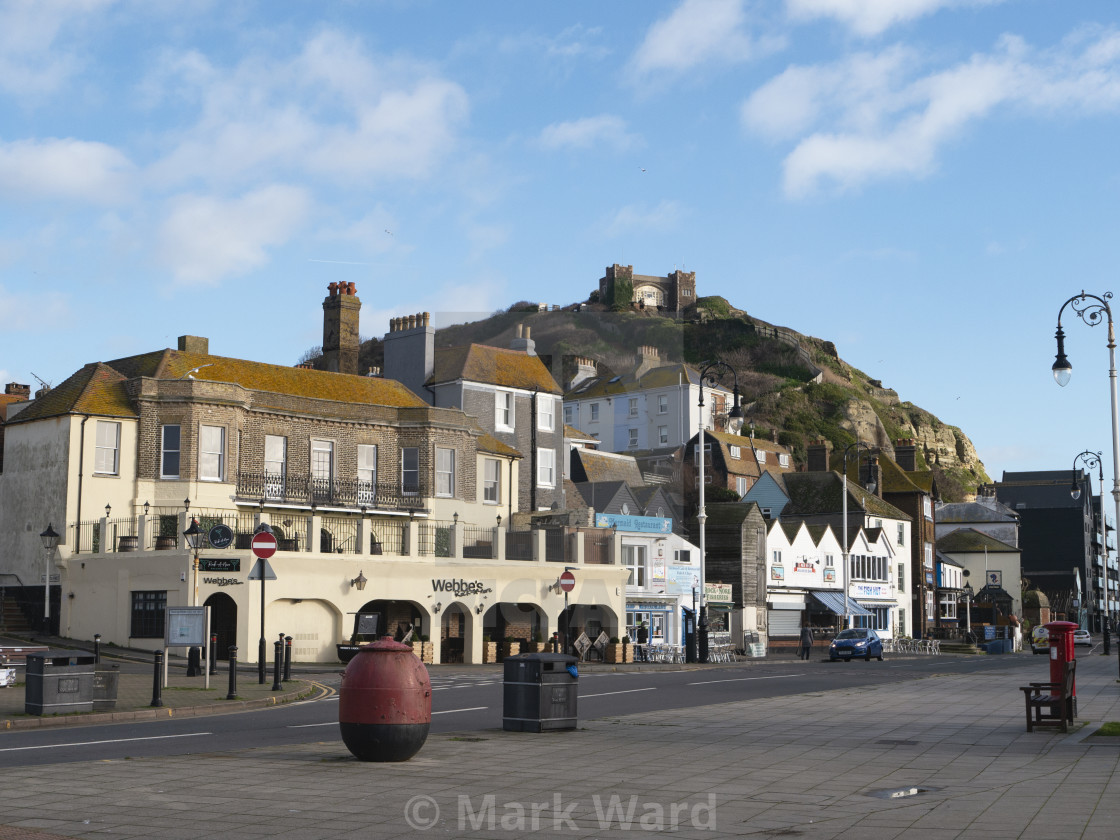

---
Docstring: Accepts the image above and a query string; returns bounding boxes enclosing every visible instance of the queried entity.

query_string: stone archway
[440,602,469,663]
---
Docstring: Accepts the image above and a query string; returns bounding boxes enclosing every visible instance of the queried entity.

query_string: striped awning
[810,590,874,617]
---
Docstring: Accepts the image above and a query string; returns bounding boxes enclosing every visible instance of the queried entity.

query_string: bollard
[209,634,218,675]
[272,637,283,691]
[226,645,238,700]
[94,633,101,665]
[151,649,164,707]
[1104,618,1111,657]
[258,637,267,685]
[284,635,293,682]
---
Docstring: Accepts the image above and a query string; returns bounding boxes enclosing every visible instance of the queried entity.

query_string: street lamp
[695,360,744,663]
[840,442,875,632]
[962,581,974,642]
[39,523,59,633]
[1071,450,1106,634]
[183,517,204,607]
[1053,291,1120,642]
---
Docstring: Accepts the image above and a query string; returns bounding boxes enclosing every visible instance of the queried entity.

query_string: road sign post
[559,570,576,656]
[249,528,278,684]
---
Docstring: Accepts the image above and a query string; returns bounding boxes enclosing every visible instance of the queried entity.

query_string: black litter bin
[25,649,97,715]
[503,652,578,732]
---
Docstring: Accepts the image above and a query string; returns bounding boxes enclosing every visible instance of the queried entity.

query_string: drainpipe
[75,415,90,546]
[530,389,538,512]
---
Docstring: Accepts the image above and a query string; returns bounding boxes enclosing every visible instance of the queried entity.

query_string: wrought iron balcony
[235,471,427,511]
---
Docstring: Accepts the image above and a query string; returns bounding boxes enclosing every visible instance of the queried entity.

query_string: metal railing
[320,516,359,554]
[418,522,452,557]
[583,532,611,565]
[462,526,495,560]
[506,531,534,561]
[370,520,407,555]
[236,471,427,511]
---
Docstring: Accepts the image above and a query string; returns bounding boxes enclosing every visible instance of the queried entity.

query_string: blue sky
[3,0,1120,485]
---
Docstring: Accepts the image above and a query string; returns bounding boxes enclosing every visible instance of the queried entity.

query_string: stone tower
[322,282,361,375]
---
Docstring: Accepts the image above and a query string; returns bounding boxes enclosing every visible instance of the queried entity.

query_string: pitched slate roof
[565,362,730,399]
[9,348,428,424]
[430,344,561,394]
[936,500,1018,523]
[781,471,911,521]
[698,429,794,479]
[476,433,522,458]
[570,448,645,485]
[936,528,1019,553]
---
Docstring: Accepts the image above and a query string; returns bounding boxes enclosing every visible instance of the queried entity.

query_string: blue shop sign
[595,513,673,533]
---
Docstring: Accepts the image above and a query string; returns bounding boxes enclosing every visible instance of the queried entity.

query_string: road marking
[581,687,657,698]
[288,722,336,728]
[0,733,212,753]
[688,674,805,685]
[433,706,487,715]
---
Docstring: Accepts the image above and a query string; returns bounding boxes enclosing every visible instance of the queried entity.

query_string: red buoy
[338,638,431,761]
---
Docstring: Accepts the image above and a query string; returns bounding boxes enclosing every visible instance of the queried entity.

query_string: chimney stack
[177,335,209,355]
[509,323,536,356]
[807,439,833,472]
[383,312,435,403]
[567,357,598,391]
[4,383,30,400]
[634,345,660,377]
[322,283,361,375]
[895,438,918,472]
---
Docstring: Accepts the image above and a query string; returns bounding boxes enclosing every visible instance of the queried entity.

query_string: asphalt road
[0,652,1049,769]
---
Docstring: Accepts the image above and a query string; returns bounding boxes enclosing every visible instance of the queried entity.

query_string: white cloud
[628,0,781,81]
[602,200,685,238]
[785,0,1006,38]
[0,283,73,331]
[146,30,469,189]
[157,186,310,285]
[0,0,116,97]
[537,115,637,151]
[743,29,1120,198]
[0,138,135,204]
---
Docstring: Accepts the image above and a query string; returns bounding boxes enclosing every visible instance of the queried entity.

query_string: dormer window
[729,445,741,459]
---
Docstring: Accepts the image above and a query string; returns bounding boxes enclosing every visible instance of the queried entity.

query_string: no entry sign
[251,531,278,559]
[559,570,576,593]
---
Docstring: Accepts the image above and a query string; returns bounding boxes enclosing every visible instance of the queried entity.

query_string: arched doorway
[440,603,468,663]
[358,598,424,642]
[204,592,237,661]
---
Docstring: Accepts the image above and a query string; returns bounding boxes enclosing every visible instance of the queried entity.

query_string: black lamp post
[1054,292,1120,644]
[962,581,974,642]
[1071,450,1106,635]
[39,523,59,633]
[183,517,205,675]
[695,360,744,664]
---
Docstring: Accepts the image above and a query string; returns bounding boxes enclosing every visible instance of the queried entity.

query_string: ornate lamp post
[1071,450,1107,635]
[962,581,974,642]
[39,523,59,633]
[695,360,744,663]
[840,442,876,631]
[1053,292,1120,641]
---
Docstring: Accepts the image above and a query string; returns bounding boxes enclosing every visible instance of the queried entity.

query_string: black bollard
[272,637,283,691]
[187,646,201,677]
[151,649,164,707]
[284,635,293,682]
[93,633,101,665]
[258,637,267,685]
[226,645,238,700]
[1104,618,1111,657]
[209,634,218,675]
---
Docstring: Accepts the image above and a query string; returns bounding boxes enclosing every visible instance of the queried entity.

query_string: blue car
[829,629,884,662]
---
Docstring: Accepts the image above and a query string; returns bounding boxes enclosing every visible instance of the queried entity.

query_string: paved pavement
[0,648,1119,839]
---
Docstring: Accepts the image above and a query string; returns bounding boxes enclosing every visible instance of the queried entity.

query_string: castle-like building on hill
[598,264,696,312]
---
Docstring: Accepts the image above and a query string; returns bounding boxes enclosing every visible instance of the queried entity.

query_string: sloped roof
[700,429,794,479]
[937,528,1019,554]
[936,500,1018,523]
[565,362,731,399]
[476,433,522,459]
[571,448,645,485]
[10,348,428,424]
[430,344,561,394]
[781,471,911,521]
[571,481,638,513]
[565,424,597,443]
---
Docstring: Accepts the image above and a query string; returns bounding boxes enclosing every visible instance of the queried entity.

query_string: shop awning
[810,590,873,617]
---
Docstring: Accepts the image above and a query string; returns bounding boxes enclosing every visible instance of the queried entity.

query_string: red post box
[1045,620,1078,703]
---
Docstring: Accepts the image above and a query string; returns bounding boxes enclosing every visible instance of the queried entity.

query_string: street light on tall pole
[840,442,875,631]
[1071,450,1107,636]
[695,360,744,664]
[1053,291,1120,640]
[39,524,59,633]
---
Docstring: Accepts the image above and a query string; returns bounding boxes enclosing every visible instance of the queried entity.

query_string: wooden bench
[1020,658,1076,732]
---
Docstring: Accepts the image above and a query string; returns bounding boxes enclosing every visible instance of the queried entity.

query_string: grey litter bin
[24,649,97,715]
[92,665,120,711]
[503,652,578,732]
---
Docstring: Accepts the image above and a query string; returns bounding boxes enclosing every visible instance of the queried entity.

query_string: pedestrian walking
[799,625,813,661]
[637,622,649,662]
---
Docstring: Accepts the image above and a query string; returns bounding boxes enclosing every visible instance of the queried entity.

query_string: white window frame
[436,447,455,498]
[628,428,639,448]
[537,447,555,487]
[623,544,647,587]
[357,444,377,503]
[755,450,766,464]
[564,405,574,426]
[628,397,638,417]
[657,394,669,414]
[94,421,121,475]
[658,426,669,446]
[199,425,225,482]
[310,439,334,482]
[778,453,790,467]
[401,447,419,495]
[483,458,501,504]
[590,403,600,422]
[729,445,741,459]
[495,391,514,431]
[737,476,748,496]
[537,394,554,431]
[265,435,287,499]
[160,424,180,479]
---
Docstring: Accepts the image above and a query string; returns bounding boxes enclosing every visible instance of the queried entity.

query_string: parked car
[1074,629,1093,647]
[1031,625,1049,654]
[829,628,884,662]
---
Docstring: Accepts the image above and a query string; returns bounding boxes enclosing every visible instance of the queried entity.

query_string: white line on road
[432,706,487,715]
[580,687,657,698]
[288,722,337,728]
[688,674,805,685]
[0,733,213,753]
